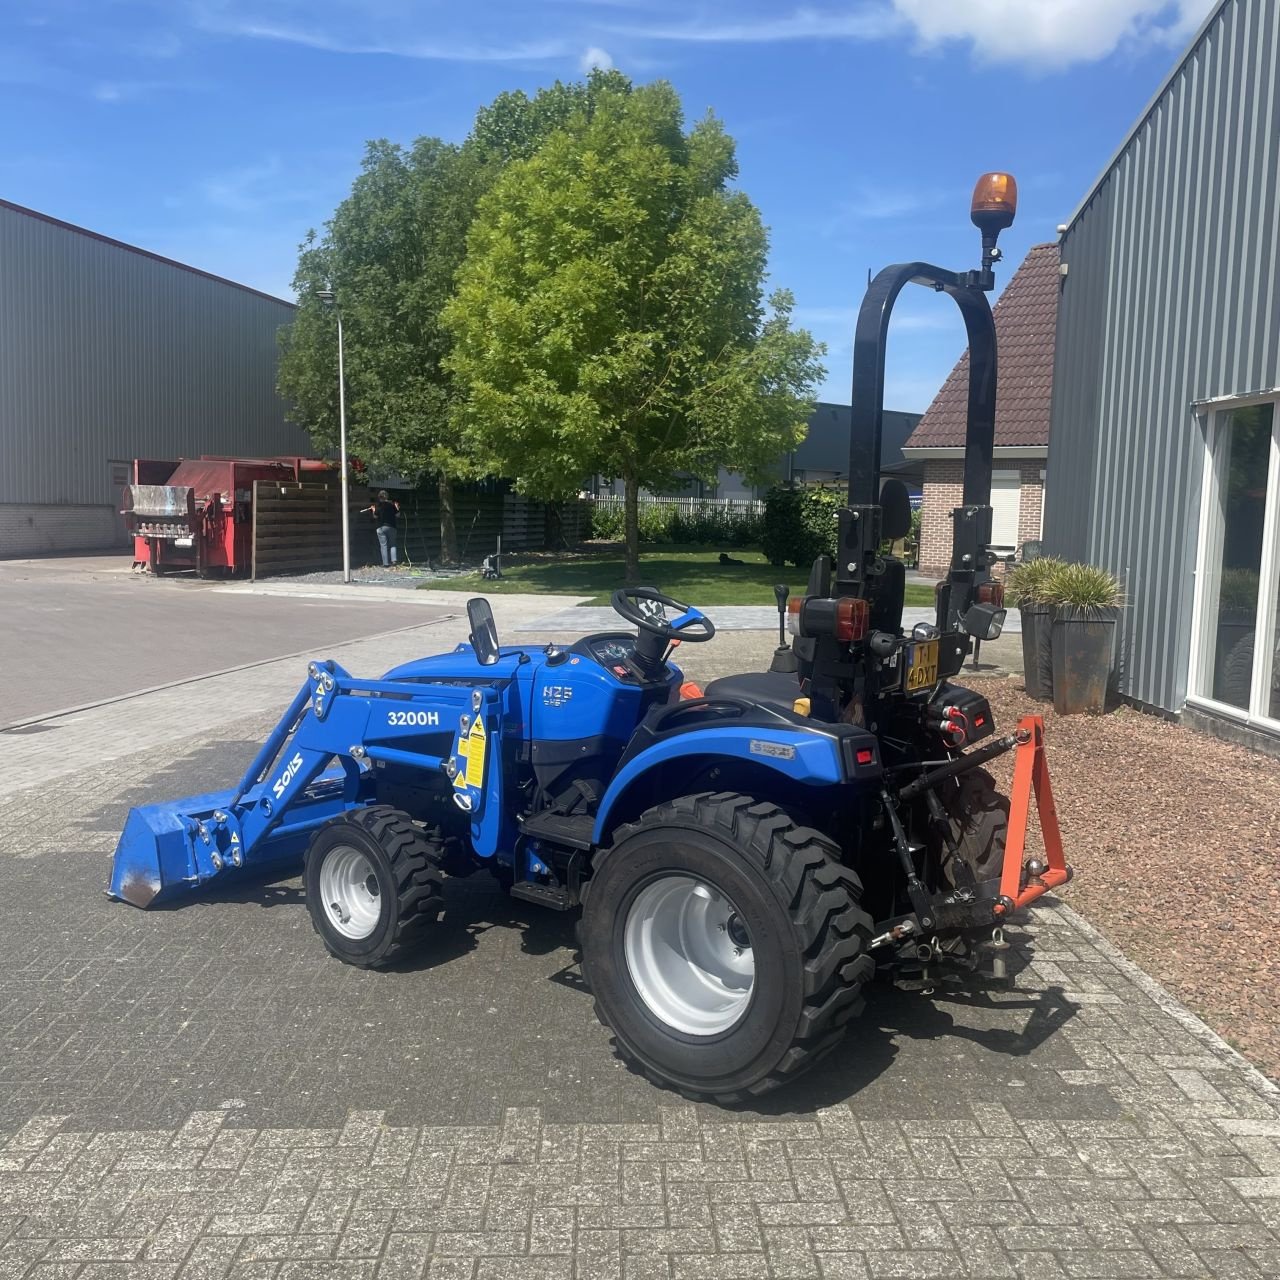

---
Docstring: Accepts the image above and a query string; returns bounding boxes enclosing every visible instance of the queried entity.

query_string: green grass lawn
[426,545,936,608]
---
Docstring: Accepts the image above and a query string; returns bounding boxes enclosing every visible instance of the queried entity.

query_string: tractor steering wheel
[611,586,715,674]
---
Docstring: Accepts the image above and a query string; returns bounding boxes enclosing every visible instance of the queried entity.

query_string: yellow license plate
[905,639,939,692]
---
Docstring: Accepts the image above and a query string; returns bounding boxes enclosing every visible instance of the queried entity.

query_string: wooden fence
[250,480,366,579]
[250,480,590,579]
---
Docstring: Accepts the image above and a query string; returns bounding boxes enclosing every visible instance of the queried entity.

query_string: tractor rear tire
[579,792,874,1102]
[944,767,1010,888]
[304,805,444,968]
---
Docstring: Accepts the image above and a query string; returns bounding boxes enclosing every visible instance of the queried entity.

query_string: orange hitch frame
[993,715,1072,918]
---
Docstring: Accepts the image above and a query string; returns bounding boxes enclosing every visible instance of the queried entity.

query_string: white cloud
[610,0,1215,68]
[892,0,1218,69]
[609,6,902,44]
[192,6,572,63]
[580,44,613,70]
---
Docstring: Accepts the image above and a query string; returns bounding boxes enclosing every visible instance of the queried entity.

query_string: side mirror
[467,597,501,665]
[962,602,1007,641]
[879,479,912,542]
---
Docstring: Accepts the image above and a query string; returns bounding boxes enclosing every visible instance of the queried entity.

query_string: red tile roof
[905,242,1059,450]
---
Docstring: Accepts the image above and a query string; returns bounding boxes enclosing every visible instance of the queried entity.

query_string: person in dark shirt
[365,489,400,566]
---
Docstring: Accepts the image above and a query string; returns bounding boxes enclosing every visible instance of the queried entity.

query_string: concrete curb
[1054,900,1280,1101]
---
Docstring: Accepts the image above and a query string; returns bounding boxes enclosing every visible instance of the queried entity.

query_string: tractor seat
[702,670,804,713]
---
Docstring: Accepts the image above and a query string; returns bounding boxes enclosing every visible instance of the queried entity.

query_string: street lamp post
[315,289,351,584]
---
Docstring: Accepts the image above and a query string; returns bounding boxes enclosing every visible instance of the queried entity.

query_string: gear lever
[768,583,799,674]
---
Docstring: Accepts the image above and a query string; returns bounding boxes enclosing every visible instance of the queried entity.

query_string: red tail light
[834,597,869,642]
[787,595,869,642]
[977,581,1005,608]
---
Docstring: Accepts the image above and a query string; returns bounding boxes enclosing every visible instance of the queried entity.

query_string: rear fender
[591,726,845,846]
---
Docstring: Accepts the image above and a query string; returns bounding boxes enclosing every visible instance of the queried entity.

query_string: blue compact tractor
[111,173,1071,1100]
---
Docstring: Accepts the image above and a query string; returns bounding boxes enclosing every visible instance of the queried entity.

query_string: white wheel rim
[623,874,754,1036]
[319,845,382,940]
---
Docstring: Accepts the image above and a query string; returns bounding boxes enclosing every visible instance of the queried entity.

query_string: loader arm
[109,661,509,907]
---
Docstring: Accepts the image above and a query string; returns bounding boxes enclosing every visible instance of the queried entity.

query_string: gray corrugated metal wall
[0,203,305,510]
[1044,0,1280,714]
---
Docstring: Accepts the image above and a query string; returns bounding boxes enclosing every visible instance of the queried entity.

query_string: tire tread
[305,804,444,968]
[587,792,873,1102]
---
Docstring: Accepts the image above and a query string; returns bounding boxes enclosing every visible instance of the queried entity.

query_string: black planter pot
[1019,603,1054,701]
[1052,605,1119,715]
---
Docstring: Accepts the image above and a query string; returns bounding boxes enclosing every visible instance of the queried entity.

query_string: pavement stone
[0,618,1277,1278]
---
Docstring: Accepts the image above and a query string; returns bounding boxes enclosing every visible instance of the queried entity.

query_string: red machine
[124,456,332,577]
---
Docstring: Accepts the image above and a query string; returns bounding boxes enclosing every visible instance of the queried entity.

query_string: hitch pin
[869,920,917,950]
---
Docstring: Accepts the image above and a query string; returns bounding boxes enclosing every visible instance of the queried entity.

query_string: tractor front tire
[304,805,444,968]
[580,793,873,1102]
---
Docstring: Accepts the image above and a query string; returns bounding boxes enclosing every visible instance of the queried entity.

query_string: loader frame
[110,661,510,907]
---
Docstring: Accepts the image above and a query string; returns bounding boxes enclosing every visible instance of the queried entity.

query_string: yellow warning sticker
[452,733,469,789]
[465,716,487,788]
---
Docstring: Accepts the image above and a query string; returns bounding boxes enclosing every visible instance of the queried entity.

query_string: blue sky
[2,0,1215,410]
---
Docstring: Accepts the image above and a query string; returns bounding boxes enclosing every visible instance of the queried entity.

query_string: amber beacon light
[970,171,1018,234]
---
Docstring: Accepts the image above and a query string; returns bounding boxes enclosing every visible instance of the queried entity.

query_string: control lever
[768,584,799,674]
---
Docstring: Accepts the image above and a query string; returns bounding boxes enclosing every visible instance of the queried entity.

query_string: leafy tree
[279,137,484,561]
[278,72,629,561]
[468,69,633,165]
[444,79,825,580]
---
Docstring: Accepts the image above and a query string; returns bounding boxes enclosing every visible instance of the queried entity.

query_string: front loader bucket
[109,669,363,908]
[108,784,331,908]
[110,789,239,908]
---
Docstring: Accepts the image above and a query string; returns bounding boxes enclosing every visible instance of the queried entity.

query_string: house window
[989,470,1022,551]
[1188,397,1280,728]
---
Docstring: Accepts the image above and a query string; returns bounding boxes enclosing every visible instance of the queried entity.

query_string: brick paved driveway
[1,617,1278,1279]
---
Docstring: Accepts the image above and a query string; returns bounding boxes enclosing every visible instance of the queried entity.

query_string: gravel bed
[273,564,478,589]
[979,677,1280,1083]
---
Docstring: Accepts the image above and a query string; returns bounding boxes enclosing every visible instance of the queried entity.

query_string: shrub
[636,501,676,543]
[1005,556,1067,606]
[591,498,764,547]
[1042,561,1124,613]
[668,503,765,548]
[589,502,626,541]
[761,485,841,567]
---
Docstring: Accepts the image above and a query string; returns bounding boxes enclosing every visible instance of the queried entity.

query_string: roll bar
[847,262,997,510]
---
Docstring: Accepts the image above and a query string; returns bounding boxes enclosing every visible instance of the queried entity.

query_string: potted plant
[1006,556,1064,701]
[1046,562,1124,714]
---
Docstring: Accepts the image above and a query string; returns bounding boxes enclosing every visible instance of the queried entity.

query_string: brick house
[904,242,1059,576]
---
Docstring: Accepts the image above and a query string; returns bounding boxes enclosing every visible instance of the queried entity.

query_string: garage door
[990,471,1022,551]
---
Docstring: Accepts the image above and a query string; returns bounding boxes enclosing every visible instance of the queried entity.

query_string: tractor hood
[382,644,535,684]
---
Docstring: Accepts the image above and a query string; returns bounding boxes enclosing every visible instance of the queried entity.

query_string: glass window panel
[1269,586,1280,722]
[1204,403,1272,709]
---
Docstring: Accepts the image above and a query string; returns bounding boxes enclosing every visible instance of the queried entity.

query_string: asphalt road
[0,555,456,725]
